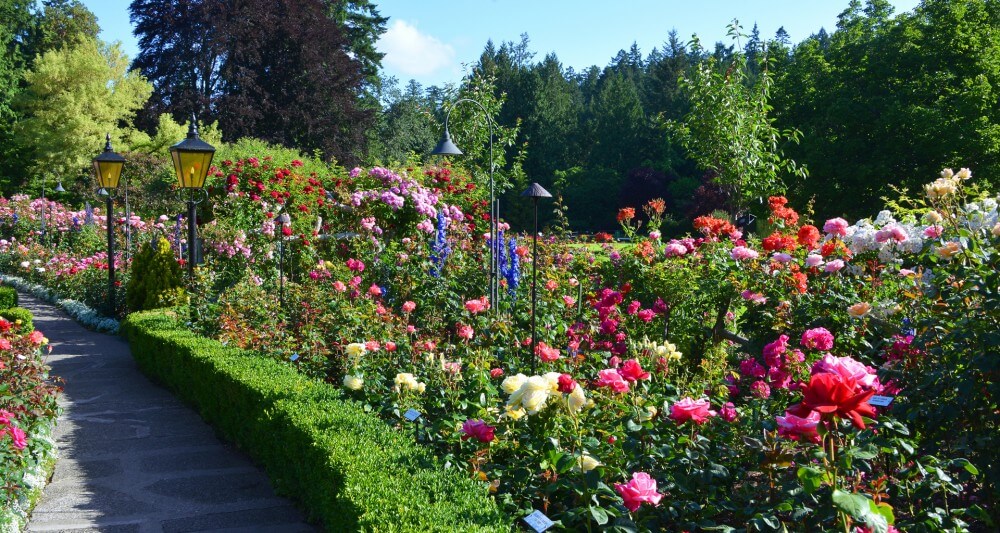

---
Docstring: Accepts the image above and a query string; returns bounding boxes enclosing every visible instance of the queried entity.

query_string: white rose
[345,343,367,357]
[566,384,587,412]
[501,373,529,394]
[577,453,601,472]
[342,374,363,390]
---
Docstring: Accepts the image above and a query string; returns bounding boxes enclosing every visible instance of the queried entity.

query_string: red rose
[790,372,876,429]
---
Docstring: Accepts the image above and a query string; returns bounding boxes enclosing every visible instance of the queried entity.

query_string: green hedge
[0,286,17,309]
[0,307,33,331]
[121,309,507,532]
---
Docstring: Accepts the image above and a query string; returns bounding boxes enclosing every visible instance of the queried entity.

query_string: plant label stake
[523,510,554,532]
[869,395,894,407]
[404,408,422,441]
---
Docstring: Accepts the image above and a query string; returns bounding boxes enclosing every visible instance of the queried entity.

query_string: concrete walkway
[19,293,316,533]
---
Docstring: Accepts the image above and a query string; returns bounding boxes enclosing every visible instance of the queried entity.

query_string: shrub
[121,309,507,532]
[126,235,184,312]
[0,307,32,332]
[0,286,17,309]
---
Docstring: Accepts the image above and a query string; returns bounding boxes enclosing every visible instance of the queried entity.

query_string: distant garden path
[20,292,315,533]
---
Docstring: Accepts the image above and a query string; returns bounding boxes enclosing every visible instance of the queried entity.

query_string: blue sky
[83,0,920,88]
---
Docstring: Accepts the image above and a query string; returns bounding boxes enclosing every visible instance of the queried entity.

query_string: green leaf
[832,489,870,519]
[589,506,609,525]
[797,466,827,493]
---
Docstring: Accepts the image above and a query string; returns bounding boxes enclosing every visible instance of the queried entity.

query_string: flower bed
[2,153,997,531]
[0,307,60,531]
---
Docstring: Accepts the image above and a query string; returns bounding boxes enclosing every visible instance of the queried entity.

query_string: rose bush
[2,153,996,531]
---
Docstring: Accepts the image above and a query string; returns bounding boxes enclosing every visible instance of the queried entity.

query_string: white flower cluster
[841,211,924,263]
[0,274,120,333]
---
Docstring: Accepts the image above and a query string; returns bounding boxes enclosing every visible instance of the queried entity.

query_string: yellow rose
[507,376,552,414]
[566,384,587,412]
[639,405,658,421]
[847,302,872,318]
[505,406,526,420]
[394,372,420,392]
[543,372,562,392]
[501,373,529,394]
[924,211,943,224]
[345,343,367,358]
[342,374,364,390]
[577,453,601,472]
[925,177,958,199]
[956,167,972,180]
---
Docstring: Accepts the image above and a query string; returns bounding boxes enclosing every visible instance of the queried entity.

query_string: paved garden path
[20,292,317,533]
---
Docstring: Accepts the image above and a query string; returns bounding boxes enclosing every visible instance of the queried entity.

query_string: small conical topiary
[126,235,185,312]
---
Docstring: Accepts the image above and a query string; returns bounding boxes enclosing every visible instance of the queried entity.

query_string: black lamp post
[169,115,216,280]
[92,134,126,314]
[432,98,499,307]
[521,182,552,374]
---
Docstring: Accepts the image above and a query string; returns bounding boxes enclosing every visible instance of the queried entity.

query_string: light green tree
[16,37,151,182]
[669,23,807,216]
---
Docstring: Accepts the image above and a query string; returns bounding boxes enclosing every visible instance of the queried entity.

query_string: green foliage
[121,308,507,532]
[24,0,99,60]
[125,235,184,312]
[0,285,17,309]
[15,37,151,183]
[0,306,32,331]
[774,0,1000,217]
[669,22,807,216]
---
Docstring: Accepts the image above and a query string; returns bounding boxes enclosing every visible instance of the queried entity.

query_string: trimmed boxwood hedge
[121,309,508,532]
[0,285,18,309]
[0,307,33,331]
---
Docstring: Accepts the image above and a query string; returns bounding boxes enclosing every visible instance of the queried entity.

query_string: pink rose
[812,354,879,390]
[669,397,717,424]
[464,298,489,314]
[368,284,382,297]
[595,369,630,393]
[6,425,27,450]
[776,410,822,443]
[456,323,474,341]
[489,368,504,378]
[763,335,789,367]
[385,342,397,352]
[402,301,416,313]
[637,308,655,322]
[346,258,365,272]
[730,246,759,261]
[460,419,495,443]
[720,402,738,422]
[824,259,845,272]
[805,254,824,268]
[615,472,663,512]
[800,327,834,351]
[751,380,771,398]
[664,242,688,257]
[618,359,650,382]
[562,295,576,307]
[535,342,560,362]
[332,281,347,292]
[823,217,849,237]
[28,330,45,345]
[923,225,943,238]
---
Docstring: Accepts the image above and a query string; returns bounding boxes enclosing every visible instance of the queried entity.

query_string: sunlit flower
[847,302,872,318]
